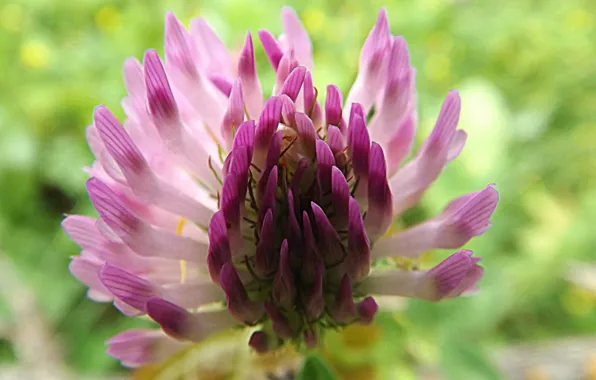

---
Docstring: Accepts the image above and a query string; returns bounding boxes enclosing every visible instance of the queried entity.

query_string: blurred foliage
[1,0,595,378]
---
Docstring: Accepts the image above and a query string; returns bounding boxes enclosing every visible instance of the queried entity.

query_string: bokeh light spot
[20,40,51,69]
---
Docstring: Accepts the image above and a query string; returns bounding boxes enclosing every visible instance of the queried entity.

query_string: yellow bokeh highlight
[20,40,51,69]
[95,6,122,33]
[0,3,24,32]
[303,8,325,34]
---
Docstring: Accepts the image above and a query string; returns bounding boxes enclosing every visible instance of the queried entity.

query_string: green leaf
[296,354,336,380]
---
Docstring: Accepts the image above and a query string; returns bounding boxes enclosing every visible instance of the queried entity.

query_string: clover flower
[62,8,498,366]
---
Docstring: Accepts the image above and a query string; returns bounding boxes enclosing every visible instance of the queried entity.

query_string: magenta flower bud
[330,274,356,323]
[272,240,297,309]
[304,329,318,348]
[347,197,371,282]
[232,120,256,156]
[64,7,498,364]
[303,70,317,115]
[145,297,192,340]
[315,139,336,195]
[326,125,345,157]
[311,202,344,266]
[249,331,270,354]
[207,211,231,284]
[263,130,284,176]
[264,302,294,339]
[221,79,245,147]
[280,94,297,128]
[275,49,299,94]
[357,297,378,324]
[299,210,320,283]
[301,261,325,319]
[257,166,278,225]
[325,85,346,133]
[365,142,393,241]
[255,209,277,277]
[258,29,283,70]
[295,112,317,158]
[280,66,307,102]
[347,109,371,179]
[254,96,283,166]
[146,297,238,342]
[331,166,350,229]
[220,263,264,324]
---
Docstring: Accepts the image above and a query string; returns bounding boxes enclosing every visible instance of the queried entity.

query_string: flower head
[63,8,498,366]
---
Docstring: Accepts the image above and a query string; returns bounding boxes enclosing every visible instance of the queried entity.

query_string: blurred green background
[1,0,596,378]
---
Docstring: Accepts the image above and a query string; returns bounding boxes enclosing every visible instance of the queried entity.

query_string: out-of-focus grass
[0,0,595,378]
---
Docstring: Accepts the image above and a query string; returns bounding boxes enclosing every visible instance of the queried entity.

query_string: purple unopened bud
[348,109,370,180]
[264,302,294,339]
[207,212,231,284]
[249,330,269,353]
[258,29,283,70]
[280,94,297,128]
[145,297,191,341]
[296,112,317,158]
[330,274,355,323]
[255,210,277,277]
[356,297,378,325]
[299,210,320,283]
[325,85,346,133]
[301,261,325,319]
[272,240,297,309]
[347,197,370,282]
[220,263,264,324]
[304,329,318,348]
[221,79,245,147]
[315,140,335,195]
[255,96,283,167]
[280,66,307,102]
[311,202,344,266]
[258,166,278,224]
[303,70,317,116]
[331,166,350,229]
[365,142,393,242]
